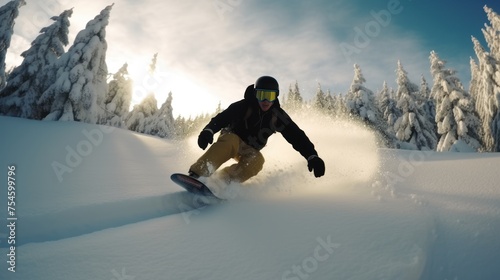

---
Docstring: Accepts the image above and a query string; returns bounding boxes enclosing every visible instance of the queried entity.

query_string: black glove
[307,156,325,177]
[197,129,213,150]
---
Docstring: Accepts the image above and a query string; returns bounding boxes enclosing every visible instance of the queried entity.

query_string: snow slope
[0,115,499,280]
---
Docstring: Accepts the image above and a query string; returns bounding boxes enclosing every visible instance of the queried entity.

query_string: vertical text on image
[6,165,17,273]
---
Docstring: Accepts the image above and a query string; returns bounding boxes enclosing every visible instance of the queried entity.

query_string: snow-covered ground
[0,114,499,280]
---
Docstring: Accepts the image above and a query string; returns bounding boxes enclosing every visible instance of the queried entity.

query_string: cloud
[6,0,472,117]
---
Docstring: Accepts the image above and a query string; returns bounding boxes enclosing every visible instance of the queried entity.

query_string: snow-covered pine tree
[103,63,132,127]
[175,115,188,138]
[468,57,485,141]
[467,6,500,151]
[469,57,480,104]
[345,64,380,124]
[419,76,437,138]
[345,64,394,146]
[285,80,303,111]
[430,51,482,152]
[482,5,500,116]
[471,38,488,127]
[125,94,158,133]
[393,60,438,150]
[377,81,398,135]
[324,89,335,113]
[145,92,176,138]
[418,76,431,104]
[0,8,72,119]
[331,92,348,119]
[280,86,288,108]
[313,82,327,111]
[0,0,25,90]
[483,6,500,61]
[38,4,112,123]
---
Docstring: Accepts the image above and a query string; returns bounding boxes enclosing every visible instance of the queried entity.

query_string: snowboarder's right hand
[198,129,214,150]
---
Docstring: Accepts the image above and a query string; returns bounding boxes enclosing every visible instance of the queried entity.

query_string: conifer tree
[393,61,437,150]
[378,81,398,135]
[286,80,303,111]
[418,76,431,104]
[39,5,113,123]
[125,54,161,133]
[346,64,394,146]
[324,90,335,113]
[332,93,348,119]
[104,63,132,127]
[145,92,176,138]
[419,76,437,137]
[483,6,500,61]
[471,38,489,127]
[469,57,480,104]
[0,8,72,119]
[0,0,25,90]
[430,51,482,152]
[346,64,380,124]
[126,94,158,133]
[472,5,500,151]
[313,82,327,111]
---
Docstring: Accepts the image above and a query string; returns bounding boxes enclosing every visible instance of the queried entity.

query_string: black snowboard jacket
[203,84,318,160]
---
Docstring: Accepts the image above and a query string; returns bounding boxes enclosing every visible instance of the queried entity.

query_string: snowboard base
[170,173,220,199]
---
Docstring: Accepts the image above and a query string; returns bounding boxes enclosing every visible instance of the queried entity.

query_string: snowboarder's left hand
[198,129,214,150]
[307,155,325,177]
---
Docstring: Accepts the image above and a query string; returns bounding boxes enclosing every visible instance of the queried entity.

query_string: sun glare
[121,62,220,118]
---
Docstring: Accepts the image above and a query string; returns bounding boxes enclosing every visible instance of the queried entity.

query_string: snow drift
[0,114,499,280]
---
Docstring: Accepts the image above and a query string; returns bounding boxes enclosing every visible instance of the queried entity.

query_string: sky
[4,0,500,118]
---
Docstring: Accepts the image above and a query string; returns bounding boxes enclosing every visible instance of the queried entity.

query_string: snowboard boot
[188,170,200,179]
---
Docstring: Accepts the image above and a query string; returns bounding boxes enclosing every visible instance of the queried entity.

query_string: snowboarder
[189,76,325,184]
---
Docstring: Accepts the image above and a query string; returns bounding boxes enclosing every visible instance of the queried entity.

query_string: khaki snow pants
[189,132,265,183]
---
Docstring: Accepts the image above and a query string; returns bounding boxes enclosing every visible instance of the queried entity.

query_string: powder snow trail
[5,191,219,246]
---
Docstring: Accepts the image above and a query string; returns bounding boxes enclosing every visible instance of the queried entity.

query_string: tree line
[268,6,500,152]
[0,1,499,151]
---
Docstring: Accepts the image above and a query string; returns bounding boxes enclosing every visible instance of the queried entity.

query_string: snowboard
[170,173,221,199]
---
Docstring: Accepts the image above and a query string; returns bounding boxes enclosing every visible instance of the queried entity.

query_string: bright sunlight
[117,60,221,118]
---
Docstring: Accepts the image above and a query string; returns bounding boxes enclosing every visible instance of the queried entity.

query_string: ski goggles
[255,89,278,102]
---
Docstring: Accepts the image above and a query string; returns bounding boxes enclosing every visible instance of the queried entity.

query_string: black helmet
[254,76,279,94]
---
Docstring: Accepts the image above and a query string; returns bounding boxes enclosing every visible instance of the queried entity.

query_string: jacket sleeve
[275,109,318,159]
[204,100,246,133]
